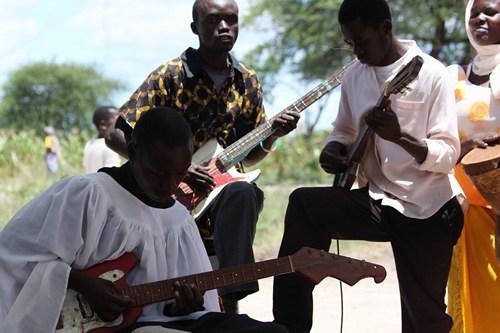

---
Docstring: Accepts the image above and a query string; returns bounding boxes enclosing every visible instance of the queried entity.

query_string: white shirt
[326,40,463,218]
[83,137,121,173]
[0,173,219,333]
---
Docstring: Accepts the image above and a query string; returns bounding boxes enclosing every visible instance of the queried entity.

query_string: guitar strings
[178,61,353,206]
[219,65,351,163]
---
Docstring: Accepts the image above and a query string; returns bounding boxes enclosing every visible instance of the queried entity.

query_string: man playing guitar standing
[272,0,465,332]
[106,0,300,313]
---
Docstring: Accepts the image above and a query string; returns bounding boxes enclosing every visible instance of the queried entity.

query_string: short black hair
[132,107,192,149]
[338,0,391,29]
[192,0,201,22]
[92,106,117,128]
[192,0,238,22]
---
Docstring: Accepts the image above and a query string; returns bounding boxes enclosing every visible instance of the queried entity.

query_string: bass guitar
[56,246,386,333]
[333,55,424,189]
[174,60,356,219]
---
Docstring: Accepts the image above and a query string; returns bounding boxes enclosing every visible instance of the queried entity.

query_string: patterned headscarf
[466,0,500,99]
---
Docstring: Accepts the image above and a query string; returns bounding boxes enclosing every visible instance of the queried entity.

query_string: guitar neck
[346,89,393,163]
[217,59,355,168]
[123,256,293,307]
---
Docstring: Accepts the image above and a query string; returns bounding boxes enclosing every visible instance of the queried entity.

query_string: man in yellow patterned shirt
[106,0,300,313]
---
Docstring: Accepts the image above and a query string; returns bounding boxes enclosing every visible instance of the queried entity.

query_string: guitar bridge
[77,293,94,319]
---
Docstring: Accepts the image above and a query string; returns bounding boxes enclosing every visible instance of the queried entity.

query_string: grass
[0,160,86,228]
[253,184,298,257]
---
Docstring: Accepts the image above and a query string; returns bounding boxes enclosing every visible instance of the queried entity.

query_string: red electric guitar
[56,246,386,333]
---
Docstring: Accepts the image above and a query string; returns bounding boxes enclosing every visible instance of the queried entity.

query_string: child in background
[83,106,121,173]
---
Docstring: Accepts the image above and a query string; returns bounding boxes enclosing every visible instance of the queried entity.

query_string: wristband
[260,139,280,153]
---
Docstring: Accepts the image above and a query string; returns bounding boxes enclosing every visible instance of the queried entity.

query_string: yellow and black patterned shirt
[119,47,267,151]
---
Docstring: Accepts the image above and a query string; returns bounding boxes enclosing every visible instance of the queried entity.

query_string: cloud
[66,1,195,50]
[0,1,253,89]
[53,1,257,103]
[0,1,40,79]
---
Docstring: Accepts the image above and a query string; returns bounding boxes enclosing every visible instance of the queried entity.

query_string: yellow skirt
[448,205,499,333]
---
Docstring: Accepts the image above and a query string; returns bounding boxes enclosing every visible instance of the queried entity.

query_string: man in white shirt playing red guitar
[105,0,300,313]
[0,107,289,333]
[272,0,465,332]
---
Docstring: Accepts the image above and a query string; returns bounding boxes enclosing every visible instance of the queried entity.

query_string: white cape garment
[0,172,219,333]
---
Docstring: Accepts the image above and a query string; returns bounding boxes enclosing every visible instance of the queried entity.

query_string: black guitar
[333,55,424,189]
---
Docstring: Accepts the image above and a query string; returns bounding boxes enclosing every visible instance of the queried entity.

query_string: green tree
[0,62,124,133]
[244,0,470,134]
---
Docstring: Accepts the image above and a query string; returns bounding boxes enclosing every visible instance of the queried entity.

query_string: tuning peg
[401,87,413,96]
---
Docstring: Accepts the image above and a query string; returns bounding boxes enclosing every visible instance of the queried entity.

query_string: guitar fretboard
[217,59,355,169]
[122,256,293,307]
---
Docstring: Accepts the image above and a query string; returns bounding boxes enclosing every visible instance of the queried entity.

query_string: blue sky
[0,0,340,131]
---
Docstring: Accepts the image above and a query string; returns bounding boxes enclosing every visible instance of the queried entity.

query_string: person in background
[0,107,288,333]
[83,106,121,173]
[44,126,64,177]
[105,0,300,313]
[446,0,500,331]
[272,0,465,332]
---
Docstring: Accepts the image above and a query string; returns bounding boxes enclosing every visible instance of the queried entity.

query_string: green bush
[249,130,333,185]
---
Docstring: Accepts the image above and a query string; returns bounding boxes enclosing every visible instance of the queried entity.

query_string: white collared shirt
[326,40,464,218]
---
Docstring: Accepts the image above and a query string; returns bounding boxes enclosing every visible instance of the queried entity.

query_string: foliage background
[244,0,469,91]
[0,62,124,133]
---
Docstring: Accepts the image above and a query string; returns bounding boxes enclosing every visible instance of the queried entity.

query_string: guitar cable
[333,175,344,333]
[336,239,344,333]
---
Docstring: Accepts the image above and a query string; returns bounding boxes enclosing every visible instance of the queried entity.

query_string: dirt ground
[238,242,402,333]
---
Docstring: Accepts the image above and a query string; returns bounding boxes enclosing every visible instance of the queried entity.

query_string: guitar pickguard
[174,139,261,220]
[56,253,138,333]
[56,269,126,333]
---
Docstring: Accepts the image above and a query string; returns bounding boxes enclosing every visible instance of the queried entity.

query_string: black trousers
[273,186,463,333]
[122,312,288,333]
[206,181,264,300]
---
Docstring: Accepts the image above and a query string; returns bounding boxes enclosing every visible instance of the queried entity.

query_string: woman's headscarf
[466,0,500,99]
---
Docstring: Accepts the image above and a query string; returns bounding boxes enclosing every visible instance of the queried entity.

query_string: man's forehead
[340,19,366,37]
[198,0,238,14]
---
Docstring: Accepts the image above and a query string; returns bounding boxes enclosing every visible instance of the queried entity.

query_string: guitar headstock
[384,55,424,98]
[290,246,387,286]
